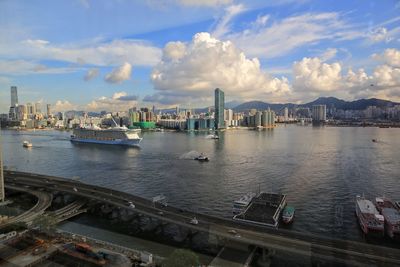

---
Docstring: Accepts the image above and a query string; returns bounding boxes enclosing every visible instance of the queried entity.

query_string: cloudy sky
[1,0,400,112]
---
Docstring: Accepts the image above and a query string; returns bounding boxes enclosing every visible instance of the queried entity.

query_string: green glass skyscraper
[214,88,225,129]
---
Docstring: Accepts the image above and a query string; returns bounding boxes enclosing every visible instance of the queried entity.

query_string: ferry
[282,205,295,224]
[375,197,400,239]
[355,195,384,236]
[70,124,142,147]
[22,141,32,148]
[232,192,256,214]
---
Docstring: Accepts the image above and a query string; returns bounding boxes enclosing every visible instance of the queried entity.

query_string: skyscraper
[10,86,18,107]
[214,88,225,129]
[284,107,289,121]
[312,105,327,124]
[46,104,52,117]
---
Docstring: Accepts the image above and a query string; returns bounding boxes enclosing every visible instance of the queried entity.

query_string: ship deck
[233,192,286,227]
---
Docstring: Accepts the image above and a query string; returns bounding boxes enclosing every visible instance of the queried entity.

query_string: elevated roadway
[4,170,400,267]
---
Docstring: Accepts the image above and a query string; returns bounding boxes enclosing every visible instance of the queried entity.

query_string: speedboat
[23,141,32,148]
[194,153,209,162]
[189,217,198,225]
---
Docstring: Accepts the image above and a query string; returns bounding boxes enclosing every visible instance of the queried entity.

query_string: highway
[4,170,400,267]
[1,185,53,227]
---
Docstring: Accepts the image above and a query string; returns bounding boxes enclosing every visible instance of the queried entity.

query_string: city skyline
[1,1,400,113]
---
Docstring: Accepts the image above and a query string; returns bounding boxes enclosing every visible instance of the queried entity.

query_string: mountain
[232,97,399,112]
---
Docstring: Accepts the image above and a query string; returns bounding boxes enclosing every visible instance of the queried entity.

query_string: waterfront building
[10,86,18,107]
[261,109,275,128]
[46,104,52,117]
[284,107,289,121]
[35,102,42,114]
[224,109,233,127]
[312,105,327,123]
[16,105,27,121]
[214,88,225,129]
[255,111,262,127]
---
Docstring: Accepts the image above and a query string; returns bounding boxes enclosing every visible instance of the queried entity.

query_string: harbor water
[2,126,400,242]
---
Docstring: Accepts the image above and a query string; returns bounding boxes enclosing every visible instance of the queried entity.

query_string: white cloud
[104,63,132,84]
[292,48,400,102]
[215,11,365,59]
[149,32,291,105]
[373,48,400,67]
[293,57,342,92]
[86,92,138,112]
[177,0,232,6]
[84,68,99,81]
[212,4,246,38]
[53,100,77,112]
[0,60,79,75]
[0,38,161,67]
[320,48,338,62]
[369,27,391,43]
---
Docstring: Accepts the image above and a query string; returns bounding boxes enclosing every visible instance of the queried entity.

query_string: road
[1,185,53,228]
[4,170,400,267]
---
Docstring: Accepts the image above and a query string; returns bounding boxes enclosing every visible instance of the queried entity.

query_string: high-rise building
[284,107,289,121]
[224,109,233,127]
[46,104,52,117]
[312,105,327,123]
[35,102,42,114]
[214,88,225,129]
[10,86,18,107]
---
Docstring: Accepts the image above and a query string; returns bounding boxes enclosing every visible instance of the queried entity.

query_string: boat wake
[179,150,202,159]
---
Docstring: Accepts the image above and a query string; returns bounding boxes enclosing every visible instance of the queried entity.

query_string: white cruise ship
[71,125,142,146]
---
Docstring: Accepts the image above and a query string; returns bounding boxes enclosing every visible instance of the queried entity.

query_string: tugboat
[23,141,32,148]
[282,205,295,224]
[194,153,209,162]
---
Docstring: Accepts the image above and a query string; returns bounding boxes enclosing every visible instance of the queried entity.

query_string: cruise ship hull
[70,138,141,146]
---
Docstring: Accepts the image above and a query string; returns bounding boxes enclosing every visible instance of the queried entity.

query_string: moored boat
[375,197,400,239]
[282,205,295,224]
[232,192,256,214]
[355,195,384,236]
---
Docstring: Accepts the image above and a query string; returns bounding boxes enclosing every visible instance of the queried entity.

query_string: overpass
[4,170,400,267]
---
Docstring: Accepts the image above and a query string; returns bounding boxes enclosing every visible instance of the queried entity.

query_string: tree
[31,214,58,234]
[163,249,200,267]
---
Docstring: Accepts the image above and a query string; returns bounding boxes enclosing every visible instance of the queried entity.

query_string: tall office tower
[214,88,225,129]
[10,86,18,107]
[312,105,327,123]
[255,111,262,127]
[284,107,289,121]
[176,106,179,115]
[35,102,42,114]
[46,104,52,117]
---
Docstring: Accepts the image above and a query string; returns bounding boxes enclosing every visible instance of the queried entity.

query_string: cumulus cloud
[53,100,77,112]
[86,92,138,112]
[293,57,342,92]
[373,48,400,67]
[292,48,400,101]
[104,63,132,84]
[84,68,99,81]
[149,32,291,105]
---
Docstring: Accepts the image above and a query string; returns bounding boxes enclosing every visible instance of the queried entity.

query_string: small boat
[282,205,295,224]
[372,139,377,143]
[189,217,198,225]
[194,153,209,162]
[396,201,400,210]
[210,134,219,139]
[23,141,32,148]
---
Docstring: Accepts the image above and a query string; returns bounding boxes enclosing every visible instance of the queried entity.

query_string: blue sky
[1,0,399,112]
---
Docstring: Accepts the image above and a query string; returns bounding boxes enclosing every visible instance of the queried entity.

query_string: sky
[0,0,400,113]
